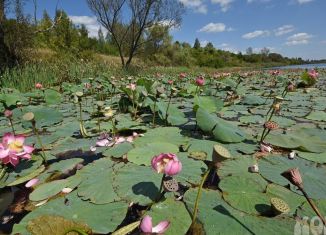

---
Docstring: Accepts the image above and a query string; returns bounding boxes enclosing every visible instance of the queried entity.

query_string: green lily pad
[103,142,133,158]
[13,191,128,234]
[76,158,120,204]
[259,156,326,199]
[197,108,246,143]
[220,174,269,215]
[29,179,68,201]
[193,95,223,113]
[184,188,297,235]
[146,198,192,235]
[127,142,179,166]
[134,127,187,147]
[27,215,92,235]
[112,163,161,205]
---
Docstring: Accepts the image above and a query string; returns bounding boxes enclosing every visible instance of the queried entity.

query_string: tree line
[0,0,316,72]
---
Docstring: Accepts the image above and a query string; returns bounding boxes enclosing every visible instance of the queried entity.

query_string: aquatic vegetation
[0,68,325,234]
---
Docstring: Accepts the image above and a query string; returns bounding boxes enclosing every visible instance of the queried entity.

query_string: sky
[23,0,326,60]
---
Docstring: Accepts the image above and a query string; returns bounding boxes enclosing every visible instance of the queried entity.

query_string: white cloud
[297,0,313,4]
[198,23,227,33]
[200,40,209,47]
[274,25,295,36]
[69,15,107,38]
[178,0,207,14]
[242,30,270,39]
[211,0,234,12]
[285,32,313,45]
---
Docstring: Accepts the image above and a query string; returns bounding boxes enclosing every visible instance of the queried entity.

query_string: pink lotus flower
[167,80,173,85]
[195,76,205,86]
[126,83,136,91]
[140,215,170,234]
[0,133,34,167]
[151,153,182,176]
[179,73,187,79]
[4,110,13,118]
[287,83,295,92]
[35,83,43,89]
[308,69,318,79]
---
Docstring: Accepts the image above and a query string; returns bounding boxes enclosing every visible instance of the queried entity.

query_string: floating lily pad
[146,198,192,235]
[259,156,326,199]
[13,191,128,234]
[112,163,161,205]
[127,142,179,166]
[184,188,297,235]
[76,158,120,204]
[197,108,246,143]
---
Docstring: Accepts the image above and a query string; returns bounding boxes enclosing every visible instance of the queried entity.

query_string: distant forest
[0,1,324,70]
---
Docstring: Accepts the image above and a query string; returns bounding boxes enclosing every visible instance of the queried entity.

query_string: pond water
[271,63,326,69]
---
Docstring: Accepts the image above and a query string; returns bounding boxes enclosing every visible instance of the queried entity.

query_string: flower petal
[2,133,14,145]
[25,178,40,188]
[20,154,32,160]
[23,145,34,154]
[0,148,9,159]
[9,155,19,167]
[15,135,25,145]
[96,139,109,147]
[165,160,182,176]
[140,215,153,233]
[152,220,170,233]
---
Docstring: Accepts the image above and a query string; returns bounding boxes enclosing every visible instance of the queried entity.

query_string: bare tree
[87,0,184,68]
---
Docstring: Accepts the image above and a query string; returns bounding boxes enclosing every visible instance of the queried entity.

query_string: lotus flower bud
[195,76,205,86]
[151,153,182,176]
[281,168,303,189]
[4,110,13,118]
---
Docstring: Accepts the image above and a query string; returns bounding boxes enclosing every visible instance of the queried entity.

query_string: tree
[246,47,253,55]
[87,0,184,68]
[260,47,270,56]
[0,0,11,70]
[193,38,200,49]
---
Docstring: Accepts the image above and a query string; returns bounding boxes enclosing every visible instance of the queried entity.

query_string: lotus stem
[31,121,47,163]
[155,173,166,202]
[192,168,211,227]
[0,166,7,181]
[8,118,16,135]
[260,128,267,143]
[152,98,157,127]
[165,95,172,125]
[299,187,326,226]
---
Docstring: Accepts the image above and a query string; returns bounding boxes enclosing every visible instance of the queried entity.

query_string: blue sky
[24,0,326,59]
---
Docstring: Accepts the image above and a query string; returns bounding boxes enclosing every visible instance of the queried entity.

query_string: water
[271,63,326,70]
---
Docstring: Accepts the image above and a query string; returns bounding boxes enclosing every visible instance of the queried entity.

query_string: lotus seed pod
[270,197,290,215]
[75,91,83,97]
[212,145,232,166]
[248,164,259,173]
[288,151,296,160]
[23,112,35,122]
[163,177,179,192]
[264,121,279,130]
